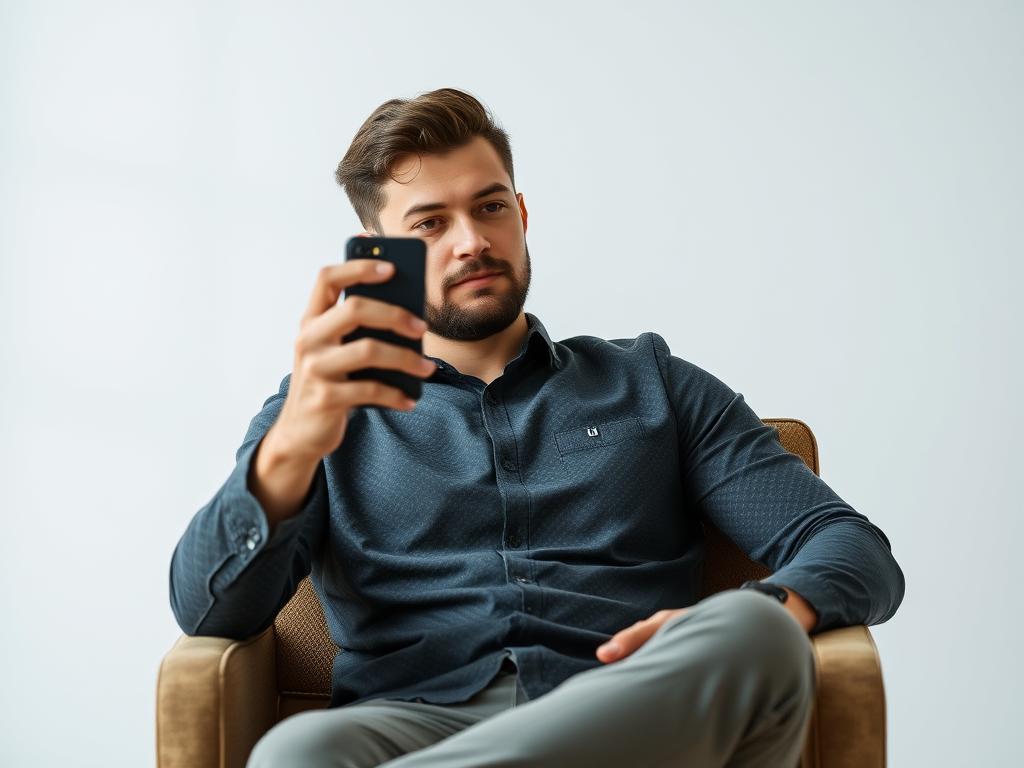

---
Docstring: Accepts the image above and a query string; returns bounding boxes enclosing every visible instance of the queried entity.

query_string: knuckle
[355,337,377,363]
[298,353,318,377]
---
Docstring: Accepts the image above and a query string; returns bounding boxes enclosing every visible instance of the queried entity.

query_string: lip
[454,271,502,289]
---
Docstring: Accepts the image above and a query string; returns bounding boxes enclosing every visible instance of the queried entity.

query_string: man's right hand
[250,241,437,529]
[271,245,438,464]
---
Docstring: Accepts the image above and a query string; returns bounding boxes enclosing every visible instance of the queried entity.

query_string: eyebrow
[401,182,513,222]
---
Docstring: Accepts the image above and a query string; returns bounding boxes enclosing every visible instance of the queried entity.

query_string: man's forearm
[248,426,321,536]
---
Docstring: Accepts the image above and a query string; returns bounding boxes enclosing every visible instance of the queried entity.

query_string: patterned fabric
[169,312,904,708]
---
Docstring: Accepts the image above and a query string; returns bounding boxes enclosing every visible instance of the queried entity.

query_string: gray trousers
[247,588,816,768]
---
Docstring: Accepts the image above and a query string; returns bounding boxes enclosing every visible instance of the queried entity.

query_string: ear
[517,192,528,235]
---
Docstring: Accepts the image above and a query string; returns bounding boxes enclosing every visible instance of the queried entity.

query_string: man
[169,87,905,767]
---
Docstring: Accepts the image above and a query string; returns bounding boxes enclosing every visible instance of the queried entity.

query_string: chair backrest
[272,418,820,701]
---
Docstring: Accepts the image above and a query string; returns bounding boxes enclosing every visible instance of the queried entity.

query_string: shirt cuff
[220,434,327,563]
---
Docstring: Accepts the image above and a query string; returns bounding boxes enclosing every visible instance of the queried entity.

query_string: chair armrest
[800,625,887,768]
[156,625,278,768]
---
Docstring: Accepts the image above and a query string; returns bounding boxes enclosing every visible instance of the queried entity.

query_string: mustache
[450,264,506,287]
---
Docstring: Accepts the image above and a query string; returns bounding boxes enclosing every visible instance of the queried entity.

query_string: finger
[309,337,438,381]
[329,379,419,412]
[596,608,690,663]
[301,293,427,352]
[301,258,395,325]
[596,619,658,662]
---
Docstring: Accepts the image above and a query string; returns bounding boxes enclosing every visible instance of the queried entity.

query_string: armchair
[157,418,887,767]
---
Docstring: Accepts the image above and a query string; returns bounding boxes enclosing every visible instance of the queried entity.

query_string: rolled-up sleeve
[169,373,329,639]
[650,333,906,634]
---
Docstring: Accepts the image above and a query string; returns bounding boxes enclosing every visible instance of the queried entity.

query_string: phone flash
[371,246,381,255]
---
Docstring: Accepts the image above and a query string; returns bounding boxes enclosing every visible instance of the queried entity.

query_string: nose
[450,216,491,259]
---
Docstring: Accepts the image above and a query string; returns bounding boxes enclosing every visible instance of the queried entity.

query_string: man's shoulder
[555,328,664,356]
[554,329,724,393]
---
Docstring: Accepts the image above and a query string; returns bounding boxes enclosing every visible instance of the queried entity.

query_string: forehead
[381,135,511,215]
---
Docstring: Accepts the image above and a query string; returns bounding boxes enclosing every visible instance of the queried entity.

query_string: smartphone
[341,236,428,402]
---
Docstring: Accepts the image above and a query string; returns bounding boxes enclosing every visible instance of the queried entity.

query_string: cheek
[425,276,445,306]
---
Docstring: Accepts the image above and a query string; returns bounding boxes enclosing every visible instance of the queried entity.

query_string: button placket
[483,380,532,604]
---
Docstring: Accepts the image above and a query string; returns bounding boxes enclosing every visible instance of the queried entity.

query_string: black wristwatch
[739,580,789,604]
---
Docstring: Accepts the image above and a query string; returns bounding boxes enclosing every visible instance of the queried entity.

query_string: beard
[424,241,532,342]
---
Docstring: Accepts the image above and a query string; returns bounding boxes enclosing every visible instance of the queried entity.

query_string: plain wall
[1,1,1020,765]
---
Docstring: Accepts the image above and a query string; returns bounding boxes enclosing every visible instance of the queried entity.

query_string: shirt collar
[519,312,562,370]
[424,311,562,377]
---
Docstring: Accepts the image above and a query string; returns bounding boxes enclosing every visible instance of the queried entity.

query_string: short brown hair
[335,87,516,234]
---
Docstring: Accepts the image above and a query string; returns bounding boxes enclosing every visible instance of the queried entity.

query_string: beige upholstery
[157,418,887,767]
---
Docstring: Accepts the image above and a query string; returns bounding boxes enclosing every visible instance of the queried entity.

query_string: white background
[1,2,1020,765]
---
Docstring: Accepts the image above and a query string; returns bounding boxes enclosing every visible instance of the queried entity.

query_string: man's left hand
[595,588,817,664]
[595,608,690,663]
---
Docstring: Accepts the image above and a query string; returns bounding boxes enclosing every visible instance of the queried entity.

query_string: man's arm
[650,333,906,635]
[168,373,330,639]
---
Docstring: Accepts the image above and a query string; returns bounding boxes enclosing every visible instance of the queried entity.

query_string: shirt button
[501,458,517,472]
[245,527,261,550]
[516,576,531,584]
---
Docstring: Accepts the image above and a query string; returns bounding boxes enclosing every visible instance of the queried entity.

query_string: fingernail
[376,262,393,274]
[599,642,619,655]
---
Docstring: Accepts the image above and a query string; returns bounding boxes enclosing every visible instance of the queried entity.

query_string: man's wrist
[741,580,818,634]
[249,428,321,534]
[780,586,818,633]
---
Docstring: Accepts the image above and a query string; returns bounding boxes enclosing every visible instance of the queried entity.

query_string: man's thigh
[379,589,815,768]
[247,670,520,768]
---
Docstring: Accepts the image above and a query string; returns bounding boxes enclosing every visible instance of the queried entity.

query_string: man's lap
[247,589,815,768]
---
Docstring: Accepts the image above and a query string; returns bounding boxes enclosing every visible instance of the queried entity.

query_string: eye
[413,202,508,233]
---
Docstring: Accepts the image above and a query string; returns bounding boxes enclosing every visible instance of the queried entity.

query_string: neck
[423,312,529,385]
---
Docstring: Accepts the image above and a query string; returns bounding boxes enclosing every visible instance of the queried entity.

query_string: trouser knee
[657,588,816,702]
[246,708,383,768]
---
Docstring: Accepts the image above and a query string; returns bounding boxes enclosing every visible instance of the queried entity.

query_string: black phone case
[341,236,427,401]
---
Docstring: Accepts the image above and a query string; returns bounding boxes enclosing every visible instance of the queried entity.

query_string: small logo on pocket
[587,427,599,437]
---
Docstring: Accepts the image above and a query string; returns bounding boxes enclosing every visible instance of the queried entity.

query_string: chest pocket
[555,416,646,456]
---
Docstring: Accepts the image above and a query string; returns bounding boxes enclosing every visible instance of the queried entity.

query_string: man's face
[372,135,531,342]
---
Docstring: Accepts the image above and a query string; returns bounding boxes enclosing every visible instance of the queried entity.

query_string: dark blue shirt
[169,312,905,708]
